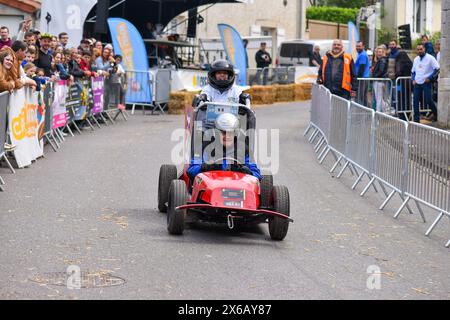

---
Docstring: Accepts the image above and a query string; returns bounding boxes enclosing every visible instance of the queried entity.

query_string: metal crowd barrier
[0,75,125,191]
[248,68,264,86]
[345,102,375,190]
[0,92,9,191]
[305,85,450,248]
[395,77,429,122]
[272,67,296,85]
[356,78,394,115]
[305,83,320,135]
[306,85,333,163]
[402,123,450,245]
[249,67,296,86]
[329,95,349,157]
[363,112,419,217]
[126,70,154,115]
[327,95,353,177]
[40,83,61,153]
[153,68,171,114]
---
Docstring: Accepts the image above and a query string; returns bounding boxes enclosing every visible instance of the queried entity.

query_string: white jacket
[201,84,244,104]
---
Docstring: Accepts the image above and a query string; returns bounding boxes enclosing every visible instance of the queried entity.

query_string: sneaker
[425,113,437,121]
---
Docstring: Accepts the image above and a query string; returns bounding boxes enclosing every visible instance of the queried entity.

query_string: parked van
[277,40,350,67]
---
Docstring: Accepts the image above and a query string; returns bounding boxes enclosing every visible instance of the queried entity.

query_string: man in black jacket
[34,33,53,77]
[255,42,272,85]
[393,50,413,120]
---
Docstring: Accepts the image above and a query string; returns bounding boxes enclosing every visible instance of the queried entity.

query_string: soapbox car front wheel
[268,185,290,241]
[167,180,188,235]
[158,165,178,213]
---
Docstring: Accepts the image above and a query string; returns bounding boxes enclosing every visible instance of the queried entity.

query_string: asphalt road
[0,102,449,300]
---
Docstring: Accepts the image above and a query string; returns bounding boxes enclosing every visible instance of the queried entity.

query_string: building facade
[0,0,41,37]
[382,0,442,37]
[167,0,307,68]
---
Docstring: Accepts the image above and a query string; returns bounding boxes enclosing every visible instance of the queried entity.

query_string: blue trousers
[413,82,437,122]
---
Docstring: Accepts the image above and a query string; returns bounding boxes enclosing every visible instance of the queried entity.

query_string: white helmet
[215,113,240,133]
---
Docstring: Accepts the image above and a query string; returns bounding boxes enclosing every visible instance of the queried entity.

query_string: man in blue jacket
[355,41,371,105]
[187,113,262,181]
[355,41,371,79]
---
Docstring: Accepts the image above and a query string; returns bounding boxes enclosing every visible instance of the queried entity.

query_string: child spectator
[34,67,50,90]
[22,46,36,68]
[114,54,126,110]
[24,62,42,91]
[51,52,72,81]
[80,50,98,78]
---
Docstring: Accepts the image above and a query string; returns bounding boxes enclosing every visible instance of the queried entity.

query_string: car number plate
[224,201,243,208]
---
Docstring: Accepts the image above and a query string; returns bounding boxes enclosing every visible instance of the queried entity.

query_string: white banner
[8,88,45,168]
[295,66,319,84]
[171,69,209,92]
[40,0,97,47]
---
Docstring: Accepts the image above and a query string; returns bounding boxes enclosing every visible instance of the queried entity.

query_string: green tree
[307,6,360,23]
[316,0,366,8]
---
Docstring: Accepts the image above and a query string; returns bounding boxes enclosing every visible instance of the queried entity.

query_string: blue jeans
[413,82,437,122]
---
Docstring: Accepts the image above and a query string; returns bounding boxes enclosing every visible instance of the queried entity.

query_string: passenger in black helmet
[197,59,251,107]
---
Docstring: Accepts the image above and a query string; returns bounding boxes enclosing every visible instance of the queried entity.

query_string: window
[415,0,421,33]
[280,43,313,59]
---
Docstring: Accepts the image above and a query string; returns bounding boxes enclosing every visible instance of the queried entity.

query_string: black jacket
[372,57,388,78]
[317,52,357,95]
[255,50,272,68]
[395,51,413,78]
[34,49,53,77]
[68,60,85,79]
[310,52,322,67]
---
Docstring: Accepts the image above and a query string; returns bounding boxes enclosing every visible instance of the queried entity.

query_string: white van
[277,40,350,67]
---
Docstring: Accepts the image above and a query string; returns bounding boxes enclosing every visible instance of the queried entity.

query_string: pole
[438,0,450,127]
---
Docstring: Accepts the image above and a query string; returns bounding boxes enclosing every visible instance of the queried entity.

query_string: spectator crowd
[0,20,126,96]
[316,36,441,123]
[0,20,127,152]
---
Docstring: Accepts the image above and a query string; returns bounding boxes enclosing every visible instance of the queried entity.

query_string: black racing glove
[192,94,209,107]
[239,93,251,105]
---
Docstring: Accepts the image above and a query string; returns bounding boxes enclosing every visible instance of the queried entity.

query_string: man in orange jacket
[317,39,357,100]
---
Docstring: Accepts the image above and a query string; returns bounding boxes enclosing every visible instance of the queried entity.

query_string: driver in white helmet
[195,59,251,107]
[187,113,261,180]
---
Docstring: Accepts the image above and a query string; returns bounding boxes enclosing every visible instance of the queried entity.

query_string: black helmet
[208,59,235,93]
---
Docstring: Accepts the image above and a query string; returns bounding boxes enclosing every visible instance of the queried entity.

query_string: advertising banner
[0,92,8,156]
[52,80,68,129]
[8,88,44,168]
[171,69,208,92]
[91,76,105,115]
[108,18,152,104]
[217,24,248,86]
[295,66,319,84]
[66,83,85,121]
[348,22,360,61]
